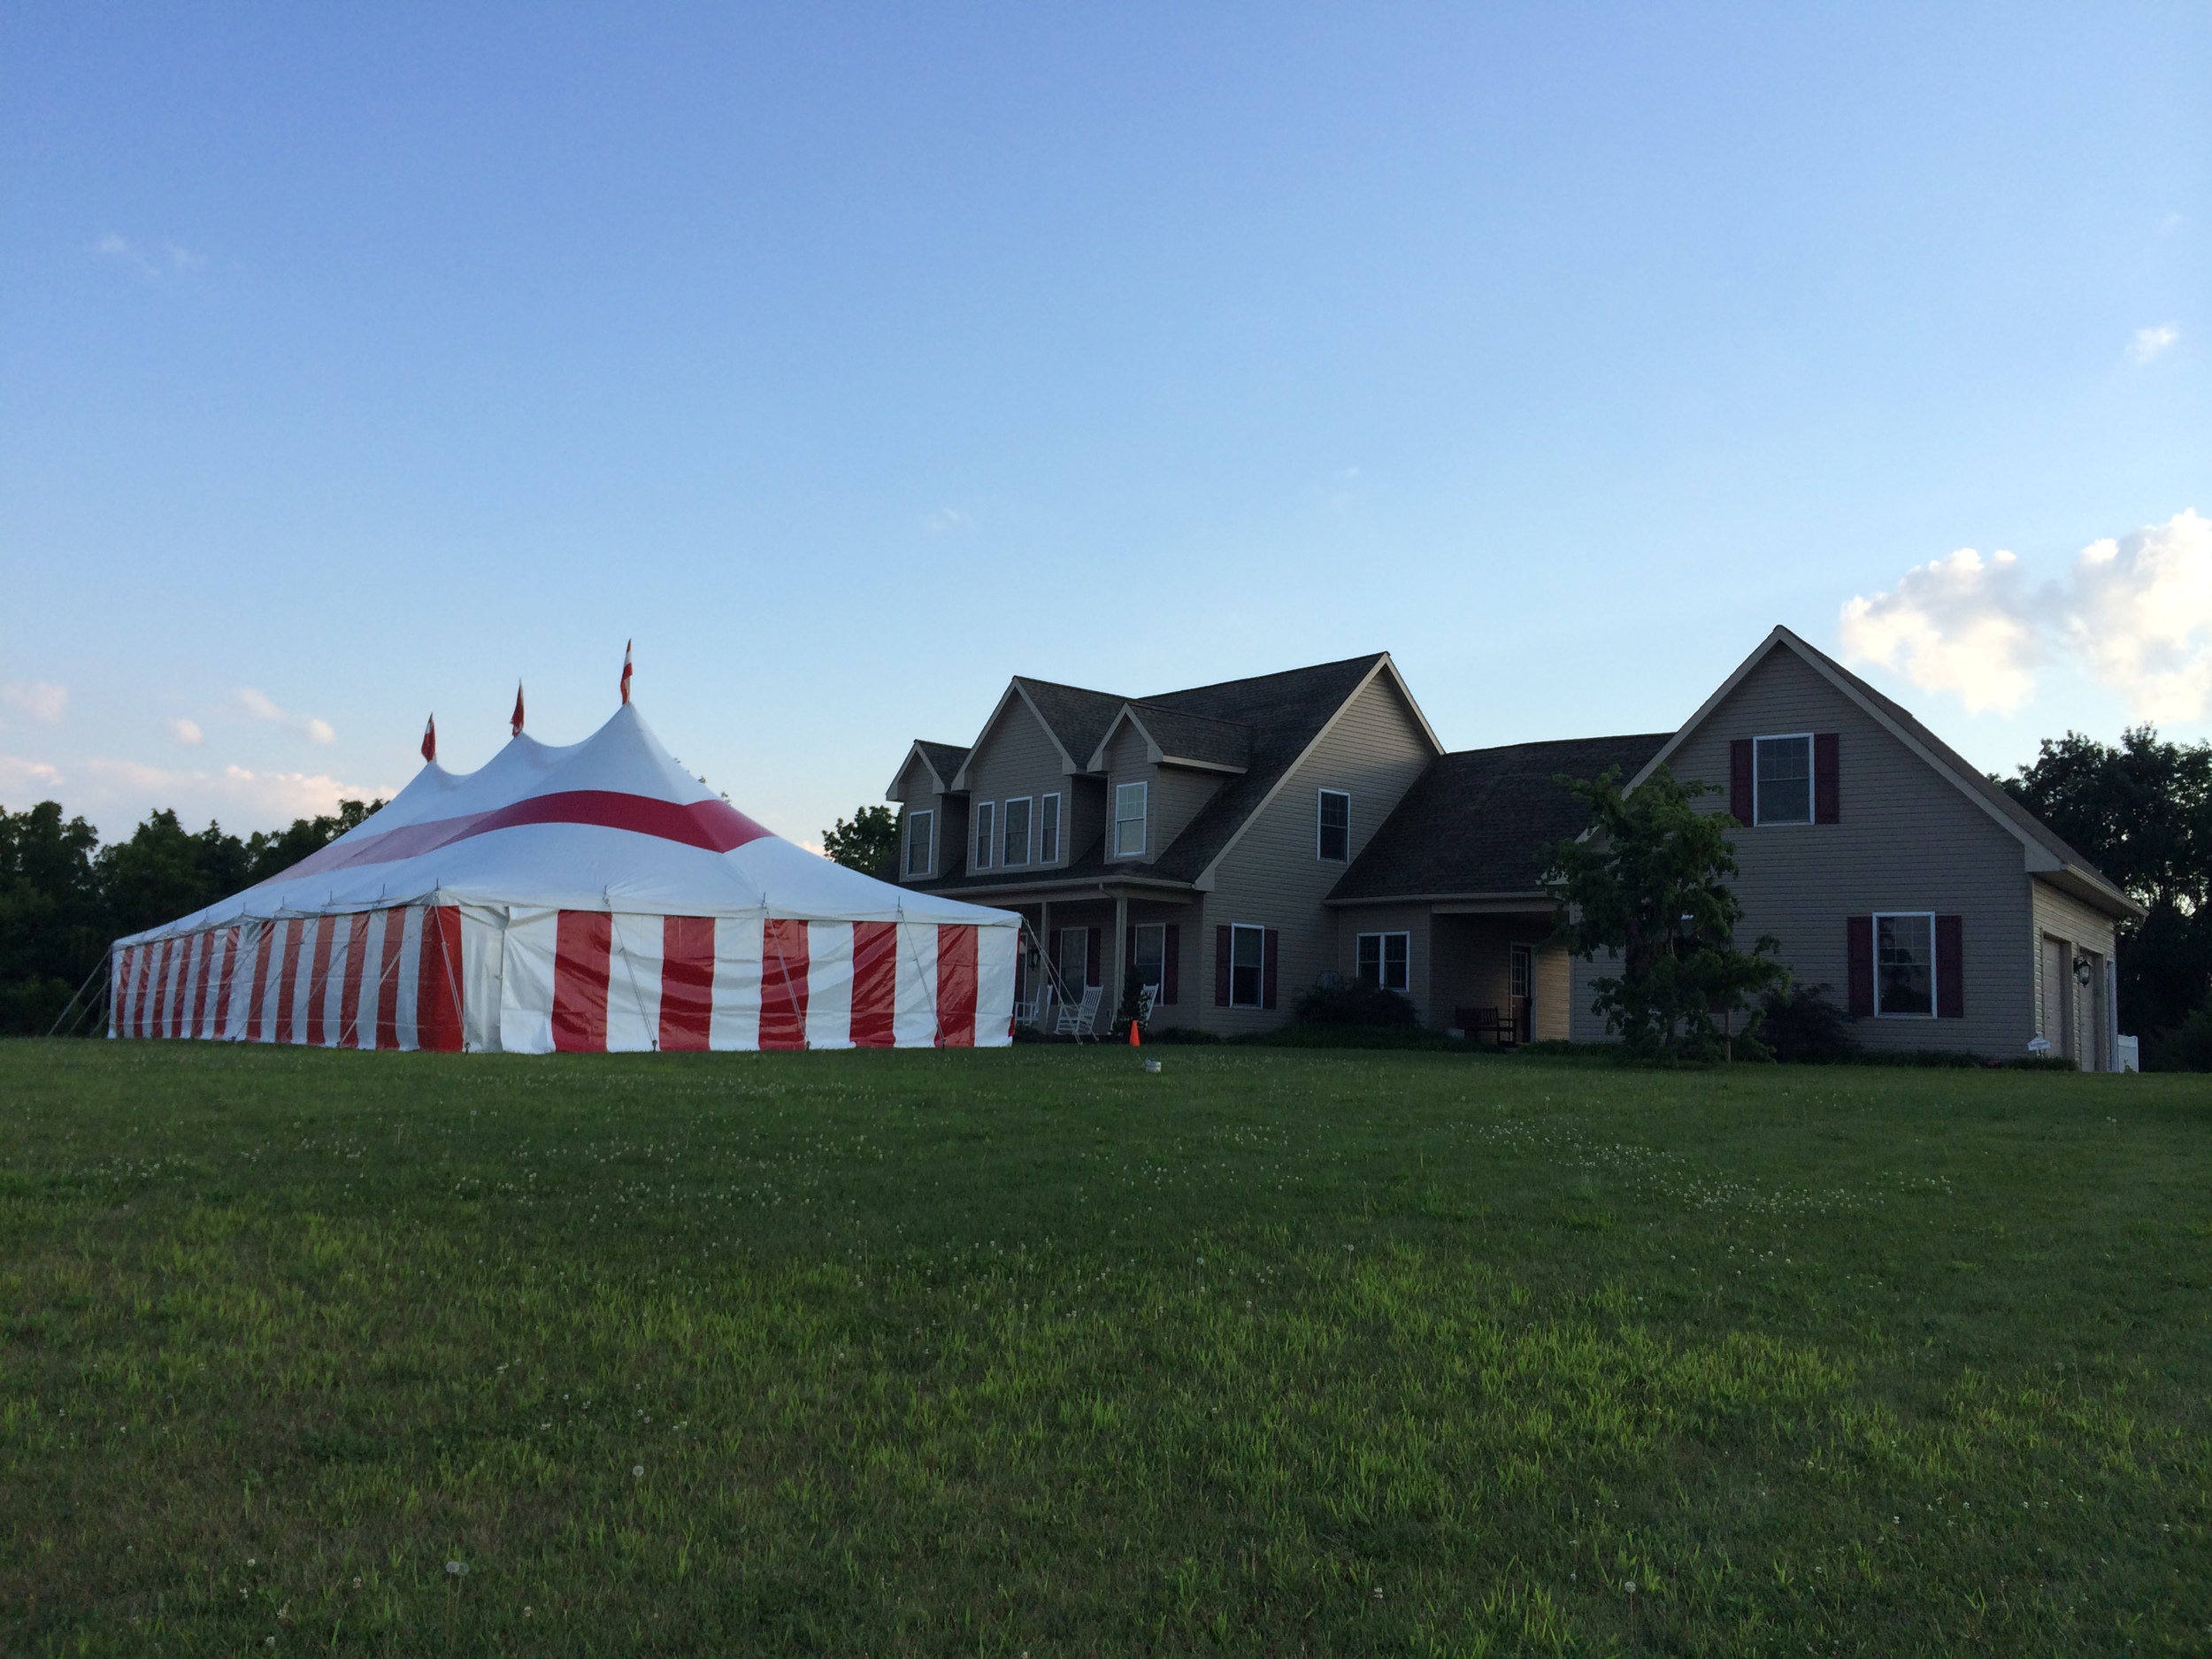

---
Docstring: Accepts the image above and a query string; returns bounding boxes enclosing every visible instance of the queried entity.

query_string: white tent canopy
[110,703,1018,1053]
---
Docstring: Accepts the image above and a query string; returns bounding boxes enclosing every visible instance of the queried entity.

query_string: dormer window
[1002,797,1031,867]
[904,810,933,877]
[1114,782,1148,857]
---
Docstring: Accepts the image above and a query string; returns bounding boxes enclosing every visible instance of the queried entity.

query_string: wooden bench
[1454,1005,1519,1047]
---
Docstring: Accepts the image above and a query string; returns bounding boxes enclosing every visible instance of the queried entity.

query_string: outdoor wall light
[2072,956,2094,988]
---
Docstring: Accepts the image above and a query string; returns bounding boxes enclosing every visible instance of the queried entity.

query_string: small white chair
[1135,982,1160,1025]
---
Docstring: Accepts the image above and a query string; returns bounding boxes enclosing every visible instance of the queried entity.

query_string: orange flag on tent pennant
[421,715,436,764]
[511,682,526,738]
[620,640,633,705]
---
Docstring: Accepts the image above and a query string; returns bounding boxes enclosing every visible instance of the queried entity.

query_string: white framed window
[973,802,995,871]
[1875,911,1935,1017]
[1229,924,1265,1007]
[1755,733,1813,826]
[1509,942,1533,1000]
[904,810,933,877]
[1317,789,1351,862]
[1133,923,1166,990]
[1356,931,1409,992]
[1114,781,1148,857]
[1002,796,1032,867]
[1040,793,1062,864]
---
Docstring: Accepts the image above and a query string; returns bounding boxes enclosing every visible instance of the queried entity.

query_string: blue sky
[3,4,2206,843]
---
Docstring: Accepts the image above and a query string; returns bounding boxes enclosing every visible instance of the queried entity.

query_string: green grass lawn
[1,1042,2207,1655]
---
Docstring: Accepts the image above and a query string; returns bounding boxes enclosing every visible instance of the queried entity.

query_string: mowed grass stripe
[0,1042,2205,1654]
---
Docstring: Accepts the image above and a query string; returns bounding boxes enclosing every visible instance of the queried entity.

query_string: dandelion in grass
[446,1560,467,1576]
[634,1464,645,1478]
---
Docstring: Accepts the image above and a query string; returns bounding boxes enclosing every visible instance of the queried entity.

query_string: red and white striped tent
[107,702,1018,1053]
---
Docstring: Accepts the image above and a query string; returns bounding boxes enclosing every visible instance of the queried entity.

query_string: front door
[1057,927,1093,995]
[2040,935,2070,1057]
[1509,943,1533,1042]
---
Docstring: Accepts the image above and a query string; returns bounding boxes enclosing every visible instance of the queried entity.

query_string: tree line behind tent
[6,728,2210,1063]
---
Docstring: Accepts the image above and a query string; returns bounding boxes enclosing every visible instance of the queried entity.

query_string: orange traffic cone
[1129,1016,1142,1047]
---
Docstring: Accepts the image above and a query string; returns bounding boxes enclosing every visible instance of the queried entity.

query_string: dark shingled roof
[1011,678,1128,773]
[1118,704,1254,771]
[1329,733,1672,902]
[914,741,969,787]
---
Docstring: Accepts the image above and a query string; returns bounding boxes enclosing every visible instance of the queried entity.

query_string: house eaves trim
[1624,626,2140,919]
[1192,654,1445,890]
[914,872,1196,901]
[947,680,1087,792]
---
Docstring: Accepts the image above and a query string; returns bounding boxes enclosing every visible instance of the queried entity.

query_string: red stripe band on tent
[246,923,277,1042]
[658,916,715,1052]
[186,933,212,1039]
[338,914,373,1048]
[936,925,977,1048]
[850,921,897,1048]
[552,910,612,1053]
[417,907,464,1052]
[375,909,407,1050]
[211,926,241,1037]
[761,918,809,1050]
[258,791,775,885]
[273,920,303,1043]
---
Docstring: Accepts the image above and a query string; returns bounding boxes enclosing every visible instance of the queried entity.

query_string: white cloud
[92,233,204,277]
[2128,325,2179,364]
[0,754,65,797]
[81,758,396,825]
[0,681,67,724]
[924,507,974,534]
[167,718,204,746]
[1841,510,2212,721]
[231,687,336,744]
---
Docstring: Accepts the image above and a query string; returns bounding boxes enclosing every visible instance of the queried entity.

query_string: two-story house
[889,629,2141,1066]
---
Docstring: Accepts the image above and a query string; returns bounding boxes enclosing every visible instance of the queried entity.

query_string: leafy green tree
[822,805,899,877]
[0,802,109,1033]
[1541,764,1786,1063]
[2001,728,2212,1041]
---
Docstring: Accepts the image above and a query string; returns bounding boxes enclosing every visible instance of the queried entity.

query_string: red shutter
[1086,927,1101,987]
[1263,929,1279,1010]
[1215,926,1231,1006]
[1163,924,1180,1004]
[1814,733,1839,824]
[1730,739,1754,825]
[1847,916,1874,1017]
[1935,915,1964,1018]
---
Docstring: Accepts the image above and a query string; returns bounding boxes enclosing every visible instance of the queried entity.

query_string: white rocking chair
[1054,983,1104,1038]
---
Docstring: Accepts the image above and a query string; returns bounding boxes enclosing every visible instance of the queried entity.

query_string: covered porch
[1427,899,1569,1045]
[972,878,1201,1038]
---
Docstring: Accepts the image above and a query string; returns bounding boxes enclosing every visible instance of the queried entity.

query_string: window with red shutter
[1847,916,1874,1016]
[1814,733,1840,824]
[1730,739,1754,825]
[1263,929,1279,1010]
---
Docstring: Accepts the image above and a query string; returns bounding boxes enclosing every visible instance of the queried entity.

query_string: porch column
[1112,890,1128,1032]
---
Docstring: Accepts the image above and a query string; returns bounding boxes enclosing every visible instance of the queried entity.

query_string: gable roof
[948,676,1128,789]
[884,739,971,800]
[918,652,1440,895]
[1629,625,2140,919]
[1329,733,1672,902]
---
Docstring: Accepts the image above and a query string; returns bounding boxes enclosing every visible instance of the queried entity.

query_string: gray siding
[1571,646,2039,1056]
[1334,902,1432,1021]
[1202,672,1435,1033]
[964,697,1075,873]
[1102,725,1227,866]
